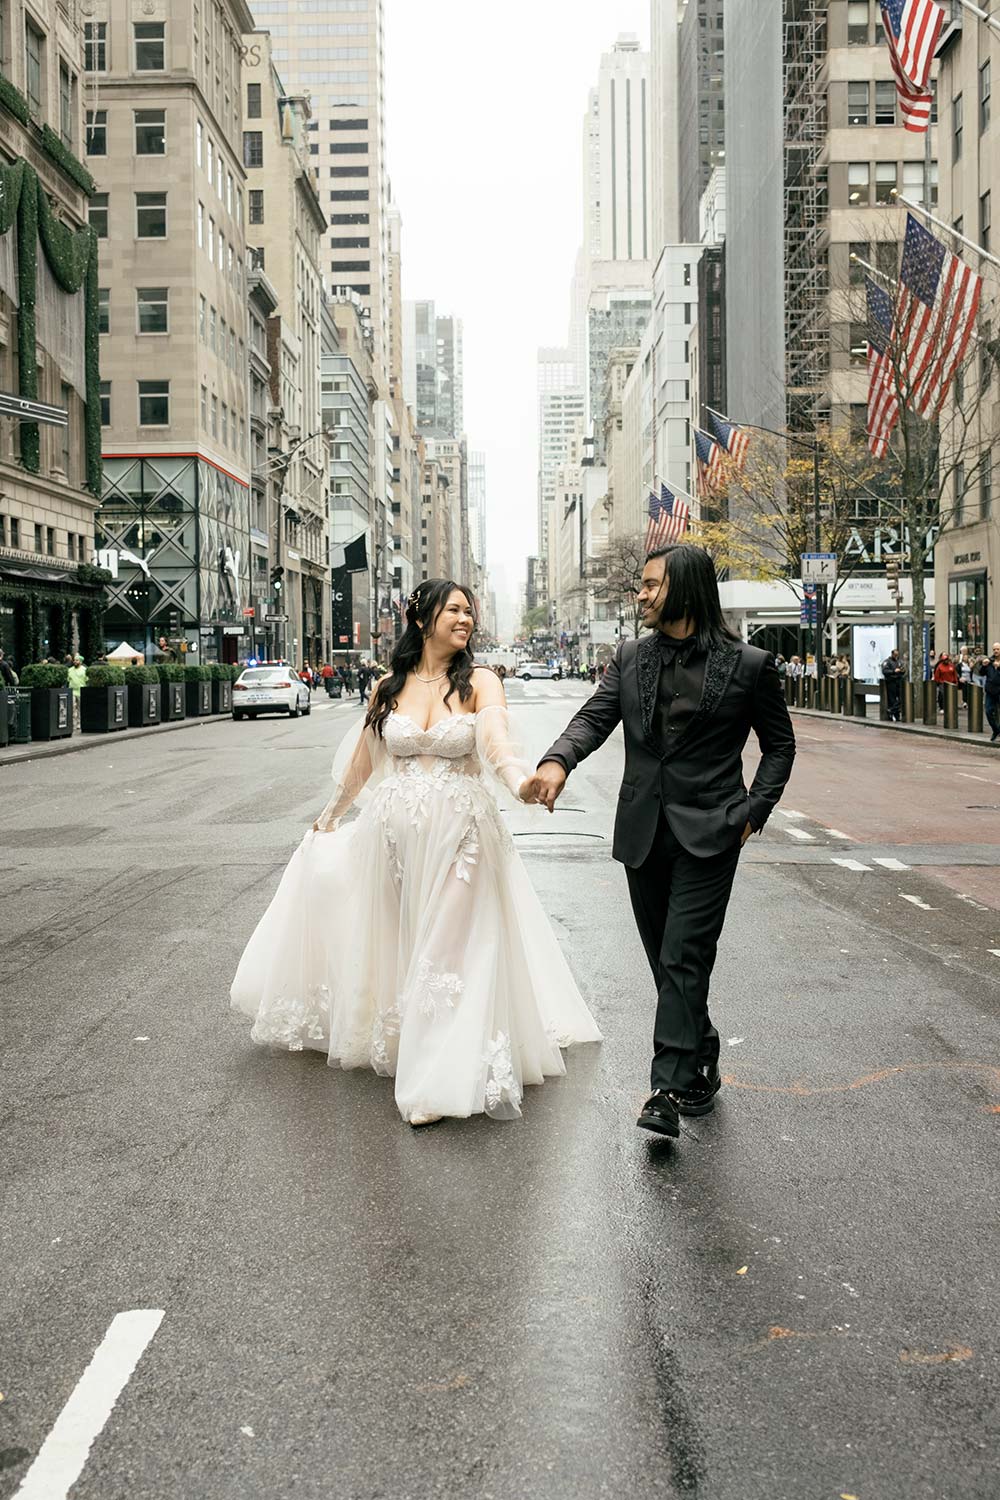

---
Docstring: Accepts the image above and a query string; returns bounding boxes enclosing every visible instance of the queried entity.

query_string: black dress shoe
[668,1061,722,1117]
[636,1090,680,1138]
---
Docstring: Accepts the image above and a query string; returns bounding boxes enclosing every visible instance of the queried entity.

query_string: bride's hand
[518,777,540,804]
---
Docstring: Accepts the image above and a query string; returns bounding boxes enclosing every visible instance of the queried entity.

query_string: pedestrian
[67,653,87,730]
[321,661,336,696]
[882,648,904,722]
[231,576,601,1125]
[526,542,795,1141]
[496,664,507,682]
[980,643,1000,742]
[357,660,372,704]
[156,635,176,662]
[0,646,18,687]
[775,654,787,679]
[788,655,803,679]
[958,647,973,707]
[933,651,958,709]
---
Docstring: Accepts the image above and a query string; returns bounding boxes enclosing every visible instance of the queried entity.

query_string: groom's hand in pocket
[528,761,567,813]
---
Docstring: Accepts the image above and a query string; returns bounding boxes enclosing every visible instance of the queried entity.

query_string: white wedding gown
[230,705,602,1122]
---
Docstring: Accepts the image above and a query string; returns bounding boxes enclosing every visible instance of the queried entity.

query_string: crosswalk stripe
[873,857,910,871]
[831,858,871,872]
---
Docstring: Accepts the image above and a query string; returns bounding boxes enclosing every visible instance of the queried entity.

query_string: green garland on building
[39,125,96,197]
[0,158,101,493]
[0,75,29,127]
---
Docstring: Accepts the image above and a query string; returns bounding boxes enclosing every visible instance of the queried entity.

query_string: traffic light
[270,565,284,592]
[168,608,180,635]
[886,556,902,609]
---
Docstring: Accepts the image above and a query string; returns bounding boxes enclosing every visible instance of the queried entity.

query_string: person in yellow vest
[67,654,87,730]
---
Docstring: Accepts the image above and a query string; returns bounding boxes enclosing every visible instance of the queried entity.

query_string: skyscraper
[677,0,726,244]
[651,0,681,251]
[402,300,464,438]
[586,35,652,265]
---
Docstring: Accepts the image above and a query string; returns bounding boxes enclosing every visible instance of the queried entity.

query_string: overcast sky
[385,0,650,610]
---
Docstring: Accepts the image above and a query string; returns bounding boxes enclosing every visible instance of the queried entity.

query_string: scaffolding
[783,0,829,428]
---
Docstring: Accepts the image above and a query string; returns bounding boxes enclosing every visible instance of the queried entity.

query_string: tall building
[586,36,652,264]
[467,449,487,569]
[402,299,464,437]
[537,387,585,589]
[251,0,390,389]
[324,290,375,650]
[242,33,328,666]
[0,0,109,665]
[587,282,652,457]
[92,0,256,665]
[651,0,681,250]
[677,0,726,244]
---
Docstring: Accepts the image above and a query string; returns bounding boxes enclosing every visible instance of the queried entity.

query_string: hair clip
[407,590,420,605]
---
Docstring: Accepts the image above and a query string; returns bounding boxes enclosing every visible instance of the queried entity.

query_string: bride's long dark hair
[366,578,478,737]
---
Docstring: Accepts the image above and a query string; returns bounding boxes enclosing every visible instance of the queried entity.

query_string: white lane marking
[825,829,854,841]
[956,893,991,911]
[785,826,815,841]
[778,809,806,820]
[957,771,1000,786]
[873,858,910,871]
[14,1310,164,1500]
[899,893,936,911]
[989,949,1000,959]
[831,858,871,872]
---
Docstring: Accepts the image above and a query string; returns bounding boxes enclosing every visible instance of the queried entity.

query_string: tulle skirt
[230,764,602,1121]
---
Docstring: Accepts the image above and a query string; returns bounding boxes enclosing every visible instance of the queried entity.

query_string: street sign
[242,606,255,617]
[0,390,69,427]
[264,613,288,623]
[801,552,838,584]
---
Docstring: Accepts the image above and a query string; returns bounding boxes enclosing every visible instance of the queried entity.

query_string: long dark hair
[646,543,740,652]
[365,579,478,737]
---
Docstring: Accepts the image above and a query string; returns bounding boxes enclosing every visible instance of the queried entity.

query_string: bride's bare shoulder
[470,666,505,710]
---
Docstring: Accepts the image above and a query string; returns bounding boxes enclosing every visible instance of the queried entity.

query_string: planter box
[127,682,161,727]
[161,681,186,721]
[9,690,32,743]
[30,687,73,741]
[185,679,213,716]
[211,678,233,713]
[80,685,128,734]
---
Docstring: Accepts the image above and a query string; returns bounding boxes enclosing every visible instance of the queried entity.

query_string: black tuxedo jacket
[541,634,796,866]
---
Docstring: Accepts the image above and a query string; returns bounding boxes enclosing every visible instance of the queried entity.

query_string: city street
[2,680,999,1500]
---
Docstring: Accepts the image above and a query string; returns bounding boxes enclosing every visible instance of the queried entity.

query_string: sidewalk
[0,694,357,767]
[790,703,1000,753]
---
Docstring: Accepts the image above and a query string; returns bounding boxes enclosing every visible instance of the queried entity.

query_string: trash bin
[330,679,343,699]
[11,689,32,743]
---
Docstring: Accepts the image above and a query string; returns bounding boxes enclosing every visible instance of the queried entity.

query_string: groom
[525,544,795,1140]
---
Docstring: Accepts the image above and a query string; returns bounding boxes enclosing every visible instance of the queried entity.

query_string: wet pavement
[1,683,998,1499]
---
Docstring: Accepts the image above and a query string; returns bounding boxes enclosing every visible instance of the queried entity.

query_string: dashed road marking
[989,949,1000,959]
[899,893,936,911]
[831,858,871,872]
[778,809,807,821]
[785,826,815,841]
[873,858,910,871]
[825,829,854,841]
[956,893,992,911]
[13,1310,164,1500]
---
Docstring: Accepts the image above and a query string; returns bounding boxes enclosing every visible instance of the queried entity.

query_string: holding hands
[519,761,567,812]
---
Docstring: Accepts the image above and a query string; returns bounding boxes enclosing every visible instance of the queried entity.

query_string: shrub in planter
[209,662,233,713]
[184,663,212,716]
[155,661,187,721]
[123,664,161,726]
[20,661,72,739]
[80,663,127,734]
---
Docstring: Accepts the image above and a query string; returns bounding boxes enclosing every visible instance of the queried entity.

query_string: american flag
[694,428,724,498]
[896,213,982,418]
[707,410,750,472]
[645,484,690,552]
[879,0,944,133]
[865,276,900,459]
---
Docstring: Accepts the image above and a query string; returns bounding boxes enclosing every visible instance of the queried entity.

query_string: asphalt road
[1,682,998,1500]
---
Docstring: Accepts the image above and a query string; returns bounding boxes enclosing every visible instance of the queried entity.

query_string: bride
[230,578,601,1126]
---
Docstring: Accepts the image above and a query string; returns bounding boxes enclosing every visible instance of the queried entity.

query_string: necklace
[413,669,449,684]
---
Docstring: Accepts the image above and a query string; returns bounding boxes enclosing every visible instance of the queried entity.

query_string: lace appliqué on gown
[251,984,330,1051]
[412,958,464,1018]
[484,1031,521,1111]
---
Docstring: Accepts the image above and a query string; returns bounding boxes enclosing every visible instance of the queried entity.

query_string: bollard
[969,683,984,735]
[943,681,959,730]
[784,677,794,706]
[879,682,890,721]
[902,680,915,723]
[819,677,829,711]
[795,677,804,708]
[922,679,938,725]
[806,677,816,709]
[844,679,856,717]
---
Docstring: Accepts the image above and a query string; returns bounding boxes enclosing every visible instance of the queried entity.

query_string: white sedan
[232,667,312,719]
[518,661,562,681]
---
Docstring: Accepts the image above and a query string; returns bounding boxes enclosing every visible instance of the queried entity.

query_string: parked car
[517,661,562,681]
[232,667,312,719]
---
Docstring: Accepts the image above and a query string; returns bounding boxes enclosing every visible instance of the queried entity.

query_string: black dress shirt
[653,633,706,747]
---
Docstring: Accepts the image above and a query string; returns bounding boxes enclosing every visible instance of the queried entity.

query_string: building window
[226,172,233,215]
[874,80,895,125]
[84,21,106,72]
[981,190,991,252]
[211,394,218,437]
[137,287,169,334]
[331,260,370,272]
[98,287,110,334]
[948,571,987,655]
[329,165,369,178]
[329,141,368,154]
[875,161,897,204]
[86,109,107,155]
[136,192,167,238]
[330,237,370,249]
[221,404,228,446]
[8,518,19,548]
[89,193,109,238]
[246,82,261,118]
[981,449,993,518]
[330,212,369,225]
[25,22,43,116]
[134,22,165,70]
[209,306,216,351]
[243,131,263,168]
[47,525,55,556]
[902,159,938,207]
[981,60,991,133]
[196,118,203,167]
[99,382,110,426]
[138,380,169,426]
[248,189,264,224]
[34,522,43,553]
[59,62,75,146]
[329,190,369,202]
[199,295,206,340]
[953,93,963,161]
[847,80,869,126]
[847,1,870,44]
[135,108,166,154]
[201,386,207,428]
[207,136,214,183]
[848,322,868,366]
[208,216,215,260]
[197,201,204,248]
[848,162,870,205]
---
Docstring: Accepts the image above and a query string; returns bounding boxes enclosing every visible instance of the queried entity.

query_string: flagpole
[891,189,1000,270]
[952,0,1000,38]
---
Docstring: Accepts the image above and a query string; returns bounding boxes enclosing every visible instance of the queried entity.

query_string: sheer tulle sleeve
[314,720,388,831]
[475,703,532,802]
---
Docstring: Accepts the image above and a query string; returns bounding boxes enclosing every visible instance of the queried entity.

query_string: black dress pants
[625,812,742,1094]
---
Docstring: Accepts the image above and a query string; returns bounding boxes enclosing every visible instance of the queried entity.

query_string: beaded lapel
[636,636,742,755]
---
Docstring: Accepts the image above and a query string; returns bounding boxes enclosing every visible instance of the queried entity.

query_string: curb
[790,705,1000,755]
[0,695,359,768]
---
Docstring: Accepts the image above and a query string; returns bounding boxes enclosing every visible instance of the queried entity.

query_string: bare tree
[584,533,648,638]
